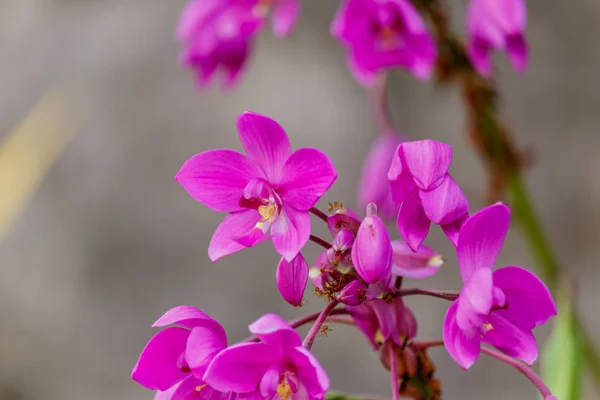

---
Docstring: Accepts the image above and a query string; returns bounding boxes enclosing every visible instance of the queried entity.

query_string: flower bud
[276,253,309,307]
[327,203,361,236]
[351,204,393,284]
[338,279,367,306]
[332,228,355,252]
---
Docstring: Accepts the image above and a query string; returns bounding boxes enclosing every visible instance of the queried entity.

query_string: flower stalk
[303,300,340,349]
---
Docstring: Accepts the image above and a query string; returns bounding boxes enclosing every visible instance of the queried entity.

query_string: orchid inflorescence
[132,0,560,399]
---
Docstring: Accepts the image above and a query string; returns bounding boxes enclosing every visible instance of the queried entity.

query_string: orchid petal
[271,205,311,262]
[456,268,493,331]
[236,112,292,183]
[290,347,330,397]
[400,140,452,191]
[132,328,190,391]
[208,210,270,262]
[441,212,469,247]
[153,306,219,330]
[483,313,539,365]
[176,150,261,212]
[397,189,431,252]
[279,148,337,211]
[347,303,379,350]
[443,302,481,369]
[390,240,443,279]
[154,382,180,400]
[492,266,556,330]
[276,253,309,307]
[203,343,282,393]
[272,0,300,37]
[419,174,469,225]
[186,324,228,377]
[388,145,417,205]
[259,367,281,397]
[248,313,302,348]
[358,134,403,219]
[457,202,510,282]
[171,376,208,400]
[507,33,528,73]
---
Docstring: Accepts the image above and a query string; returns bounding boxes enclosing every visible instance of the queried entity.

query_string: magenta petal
[279,148,337,211]
[347,303,379,350]
[259,367,281,397]
[397,189,431,252]
[506,33,528,73]
[369,300,400,345]
[153,305,217,330]
[358,134,403,220]
[443,302,481,370]
[272,0,300,37]
[388,145,417,205]
[176,150,261,212]
[132,328,190,391]
[456,268,493,331]
[271,205,311,262]
[186,324,228,377]
[492,266,556,330]
[441,212,469,247]
[327,207,361,236]
[236,112,292,183]
[390,240,443,279]
[419,174,469,225]
[400,140,452,191]
[276,253,309,307]
[457,202,510,282]
[154,382,180,400]
[248,313,302,348]
[171,376,206,400]
[467,36,493,77]
[289,347,330,397]
[203,343,282,393]
[208,210,268,262]
[351,212,393,284]
[483,313,539,365]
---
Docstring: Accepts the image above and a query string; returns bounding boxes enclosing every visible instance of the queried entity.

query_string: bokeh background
[1,0,599,399]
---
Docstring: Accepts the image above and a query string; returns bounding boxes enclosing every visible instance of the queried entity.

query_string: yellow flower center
[277,381,293,400]
[481,322,494,335]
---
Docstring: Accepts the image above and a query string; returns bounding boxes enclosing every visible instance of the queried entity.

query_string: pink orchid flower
[204,314,329,400]
[443,203,557,369]
[176,112,337,262]
[331,0,436,86]
[388,139,469,251]
[465,0,528,77]
[132,306,231,399]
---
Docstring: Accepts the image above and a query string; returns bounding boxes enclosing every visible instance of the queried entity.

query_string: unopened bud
[338,279,367,306]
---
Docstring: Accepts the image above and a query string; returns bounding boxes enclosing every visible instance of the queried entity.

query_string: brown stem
[309,207,329,223]
[392,288,459,301]
[309,234,332,249]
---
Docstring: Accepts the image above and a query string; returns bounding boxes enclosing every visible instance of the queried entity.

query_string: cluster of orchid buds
[131,0,561,399]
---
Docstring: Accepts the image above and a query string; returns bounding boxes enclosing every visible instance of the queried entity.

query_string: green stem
[506,172,559,285]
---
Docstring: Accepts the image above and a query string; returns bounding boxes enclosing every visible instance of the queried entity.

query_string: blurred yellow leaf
[0,88,77,239]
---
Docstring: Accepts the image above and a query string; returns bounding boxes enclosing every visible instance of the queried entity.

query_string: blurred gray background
[0,0,599,399]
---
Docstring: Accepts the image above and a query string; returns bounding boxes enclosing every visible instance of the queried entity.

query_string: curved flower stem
[309,207,329,223]
[410,340,554,398]
[243,308,349,343]
[392,287,459,301]
[410,340,444,351]
[327,315,356,327]
[480,346,553,398]
[309,234,332,250]
[303,300,340,349]
[368,73,396,134]
[389,347,400,400]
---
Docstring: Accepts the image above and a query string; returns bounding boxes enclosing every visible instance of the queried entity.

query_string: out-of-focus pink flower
[204,314,329,399]
[347,298,417,350]
[176,112,337,262]
[132,306,231,399]
[331,0,436,86]
[443,203,557,369]
[465,0,528,77]
[177,0,300,88]
[338,279,367,306]
[351,203,393,284]
[388,139,469,251]
[276,253,309,307]
[358,132,404,220]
